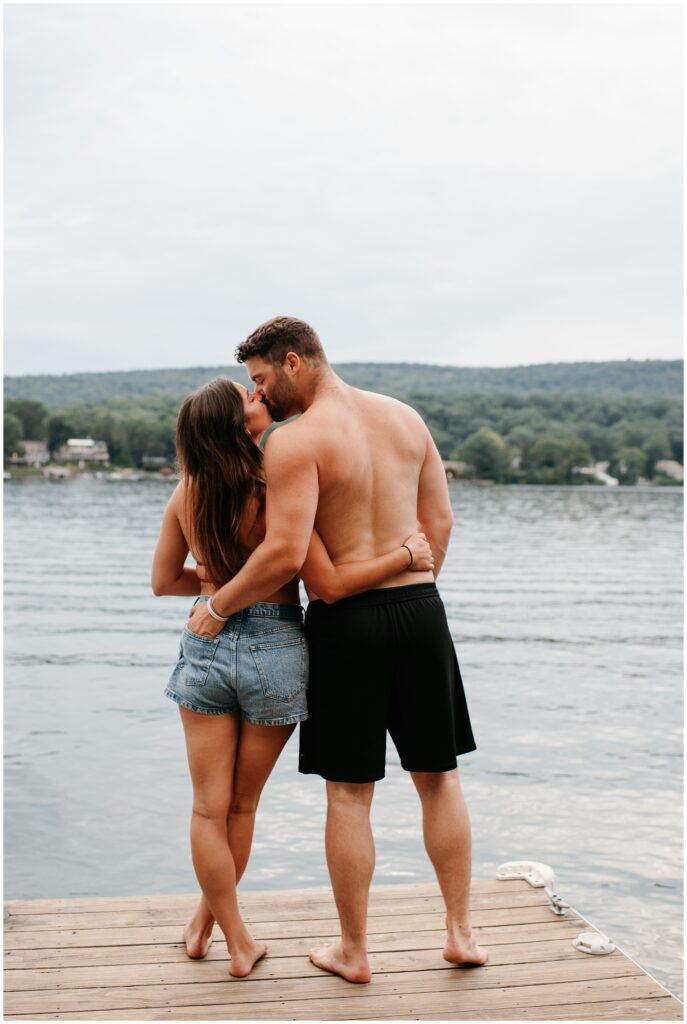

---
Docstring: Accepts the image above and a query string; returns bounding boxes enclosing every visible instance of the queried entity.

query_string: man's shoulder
[261,415,302,450]
[262,415,315,459]
[352,385,414,409]
[355,388,426,427]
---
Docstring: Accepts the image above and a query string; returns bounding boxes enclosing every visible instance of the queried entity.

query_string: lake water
[4,478,683,998]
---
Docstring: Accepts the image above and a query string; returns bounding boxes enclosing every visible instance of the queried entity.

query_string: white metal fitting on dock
[573,931,617,955]
[495,860,570,915]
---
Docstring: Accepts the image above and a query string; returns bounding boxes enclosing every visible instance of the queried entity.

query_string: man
[189,316,487,982]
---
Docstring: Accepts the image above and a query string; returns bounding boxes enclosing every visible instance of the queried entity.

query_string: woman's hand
[403,532,434,572]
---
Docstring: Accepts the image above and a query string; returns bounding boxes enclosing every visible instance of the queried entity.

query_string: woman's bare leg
[178,707,266,977]
[184,720,296,958]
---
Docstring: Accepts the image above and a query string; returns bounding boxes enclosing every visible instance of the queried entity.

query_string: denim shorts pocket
[247,620,301,640]
[249,636,308,702]
[181,628,220,687]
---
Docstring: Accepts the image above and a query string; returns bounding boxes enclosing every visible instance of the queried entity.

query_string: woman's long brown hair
[175,378,265,587]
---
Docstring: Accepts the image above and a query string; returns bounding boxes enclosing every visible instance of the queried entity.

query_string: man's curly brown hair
[235,316,326,366]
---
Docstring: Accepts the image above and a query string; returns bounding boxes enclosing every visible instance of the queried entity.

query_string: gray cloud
[4,4,682,374]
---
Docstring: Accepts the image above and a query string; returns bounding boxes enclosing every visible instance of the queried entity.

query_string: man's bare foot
[229,937,268,978]
[309,942,371,984]
[443,927,488,967]
[183,920,214,959]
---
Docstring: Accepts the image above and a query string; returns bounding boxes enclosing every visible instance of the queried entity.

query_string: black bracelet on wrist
[402,543,413,568]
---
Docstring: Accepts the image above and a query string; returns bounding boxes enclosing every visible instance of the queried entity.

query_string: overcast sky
[4,4,683,376]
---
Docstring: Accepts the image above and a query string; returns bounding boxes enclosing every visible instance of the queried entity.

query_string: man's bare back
[277,384,435,587]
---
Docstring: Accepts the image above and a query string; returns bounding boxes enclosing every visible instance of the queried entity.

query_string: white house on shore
[6,440,50,467]
[54,438,110,465]
[655,460,684,482]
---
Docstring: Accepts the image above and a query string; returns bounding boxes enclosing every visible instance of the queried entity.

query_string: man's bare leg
[184,721,295,959]
[309,781,374,983]
[411,769,488,966]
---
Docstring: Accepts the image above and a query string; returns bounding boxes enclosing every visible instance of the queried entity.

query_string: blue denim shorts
[165,598,308,725]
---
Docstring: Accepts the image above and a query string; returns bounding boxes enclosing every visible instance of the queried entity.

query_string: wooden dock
[4,879,682,1020]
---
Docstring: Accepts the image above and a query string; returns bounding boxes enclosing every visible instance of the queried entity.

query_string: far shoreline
[3,466,683,488]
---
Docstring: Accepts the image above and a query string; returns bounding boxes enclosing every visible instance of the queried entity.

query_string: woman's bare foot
[229,937,268,978]
[309,942,371,984]
[183,920,214,959]
[443,926,488,967]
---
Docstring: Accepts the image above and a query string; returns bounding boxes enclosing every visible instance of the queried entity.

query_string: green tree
[4,413,24,458]
[4,399,47,440]
[427,423,454,458]
[643,428,672,477]
[459,428,509,482]
[575,422,615,462]
[92,412,129,464]
[610,447,647,485]
[125,416,173,467]
[526,436,593,483]
[505,425,537,463]
[46,414,78,455]
[664,405,683,462]
[668,430,683,463]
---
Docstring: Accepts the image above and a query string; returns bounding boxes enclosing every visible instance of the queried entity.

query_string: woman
[152,378,432,978]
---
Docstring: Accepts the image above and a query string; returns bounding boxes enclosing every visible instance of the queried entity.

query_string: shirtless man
[187,316,488,982]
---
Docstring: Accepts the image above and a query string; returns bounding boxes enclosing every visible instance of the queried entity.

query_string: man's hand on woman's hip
[186,601,225,639]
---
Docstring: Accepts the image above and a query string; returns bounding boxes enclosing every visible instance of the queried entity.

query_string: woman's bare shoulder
[168,479,191,531]
[169,477,190,504]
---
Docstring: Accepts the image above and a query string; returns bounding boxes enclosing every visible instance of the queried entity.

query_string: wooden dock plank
[4,975,672,1020]
[8,997,682,1021]
[4,880,681,1021]
[3,906,564,951]
[429,998,684,1021]
[4,958,647,1015]
[4,890,545,933]
[6,937,626,992]
[3,878,525,916]
[5,921,584,970]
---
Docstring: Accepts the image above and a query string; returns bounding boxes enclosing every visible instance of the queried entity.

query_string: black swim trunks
[298,582,476,783]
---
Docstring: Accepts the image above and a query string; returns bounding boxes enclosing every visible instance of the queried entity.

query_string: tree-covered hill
[4,358,683,406]
[4,359,683,484]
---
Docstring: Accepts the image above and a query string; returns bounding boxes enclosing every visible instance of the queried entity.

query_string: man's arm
[416,427,454,577]
[187,427,319,636]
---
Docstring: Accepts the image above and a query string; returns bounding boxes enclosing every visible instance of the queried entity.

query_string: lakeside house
[442,460,469,478]
[655,459,684,482]
[141,455,173,471]
[54,438,110,465]
[5,440,50,467]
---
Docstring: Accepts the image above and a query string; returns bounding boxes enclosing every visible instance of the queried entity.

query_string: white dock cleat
[495,860,570,915]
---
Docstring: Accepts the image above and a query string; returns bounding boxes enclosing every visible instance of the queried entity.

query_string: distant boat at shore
[105,471,143,481]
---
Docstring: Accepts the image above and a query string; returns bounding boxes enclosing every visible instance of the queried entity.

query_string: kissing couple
[152,316,487,982]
